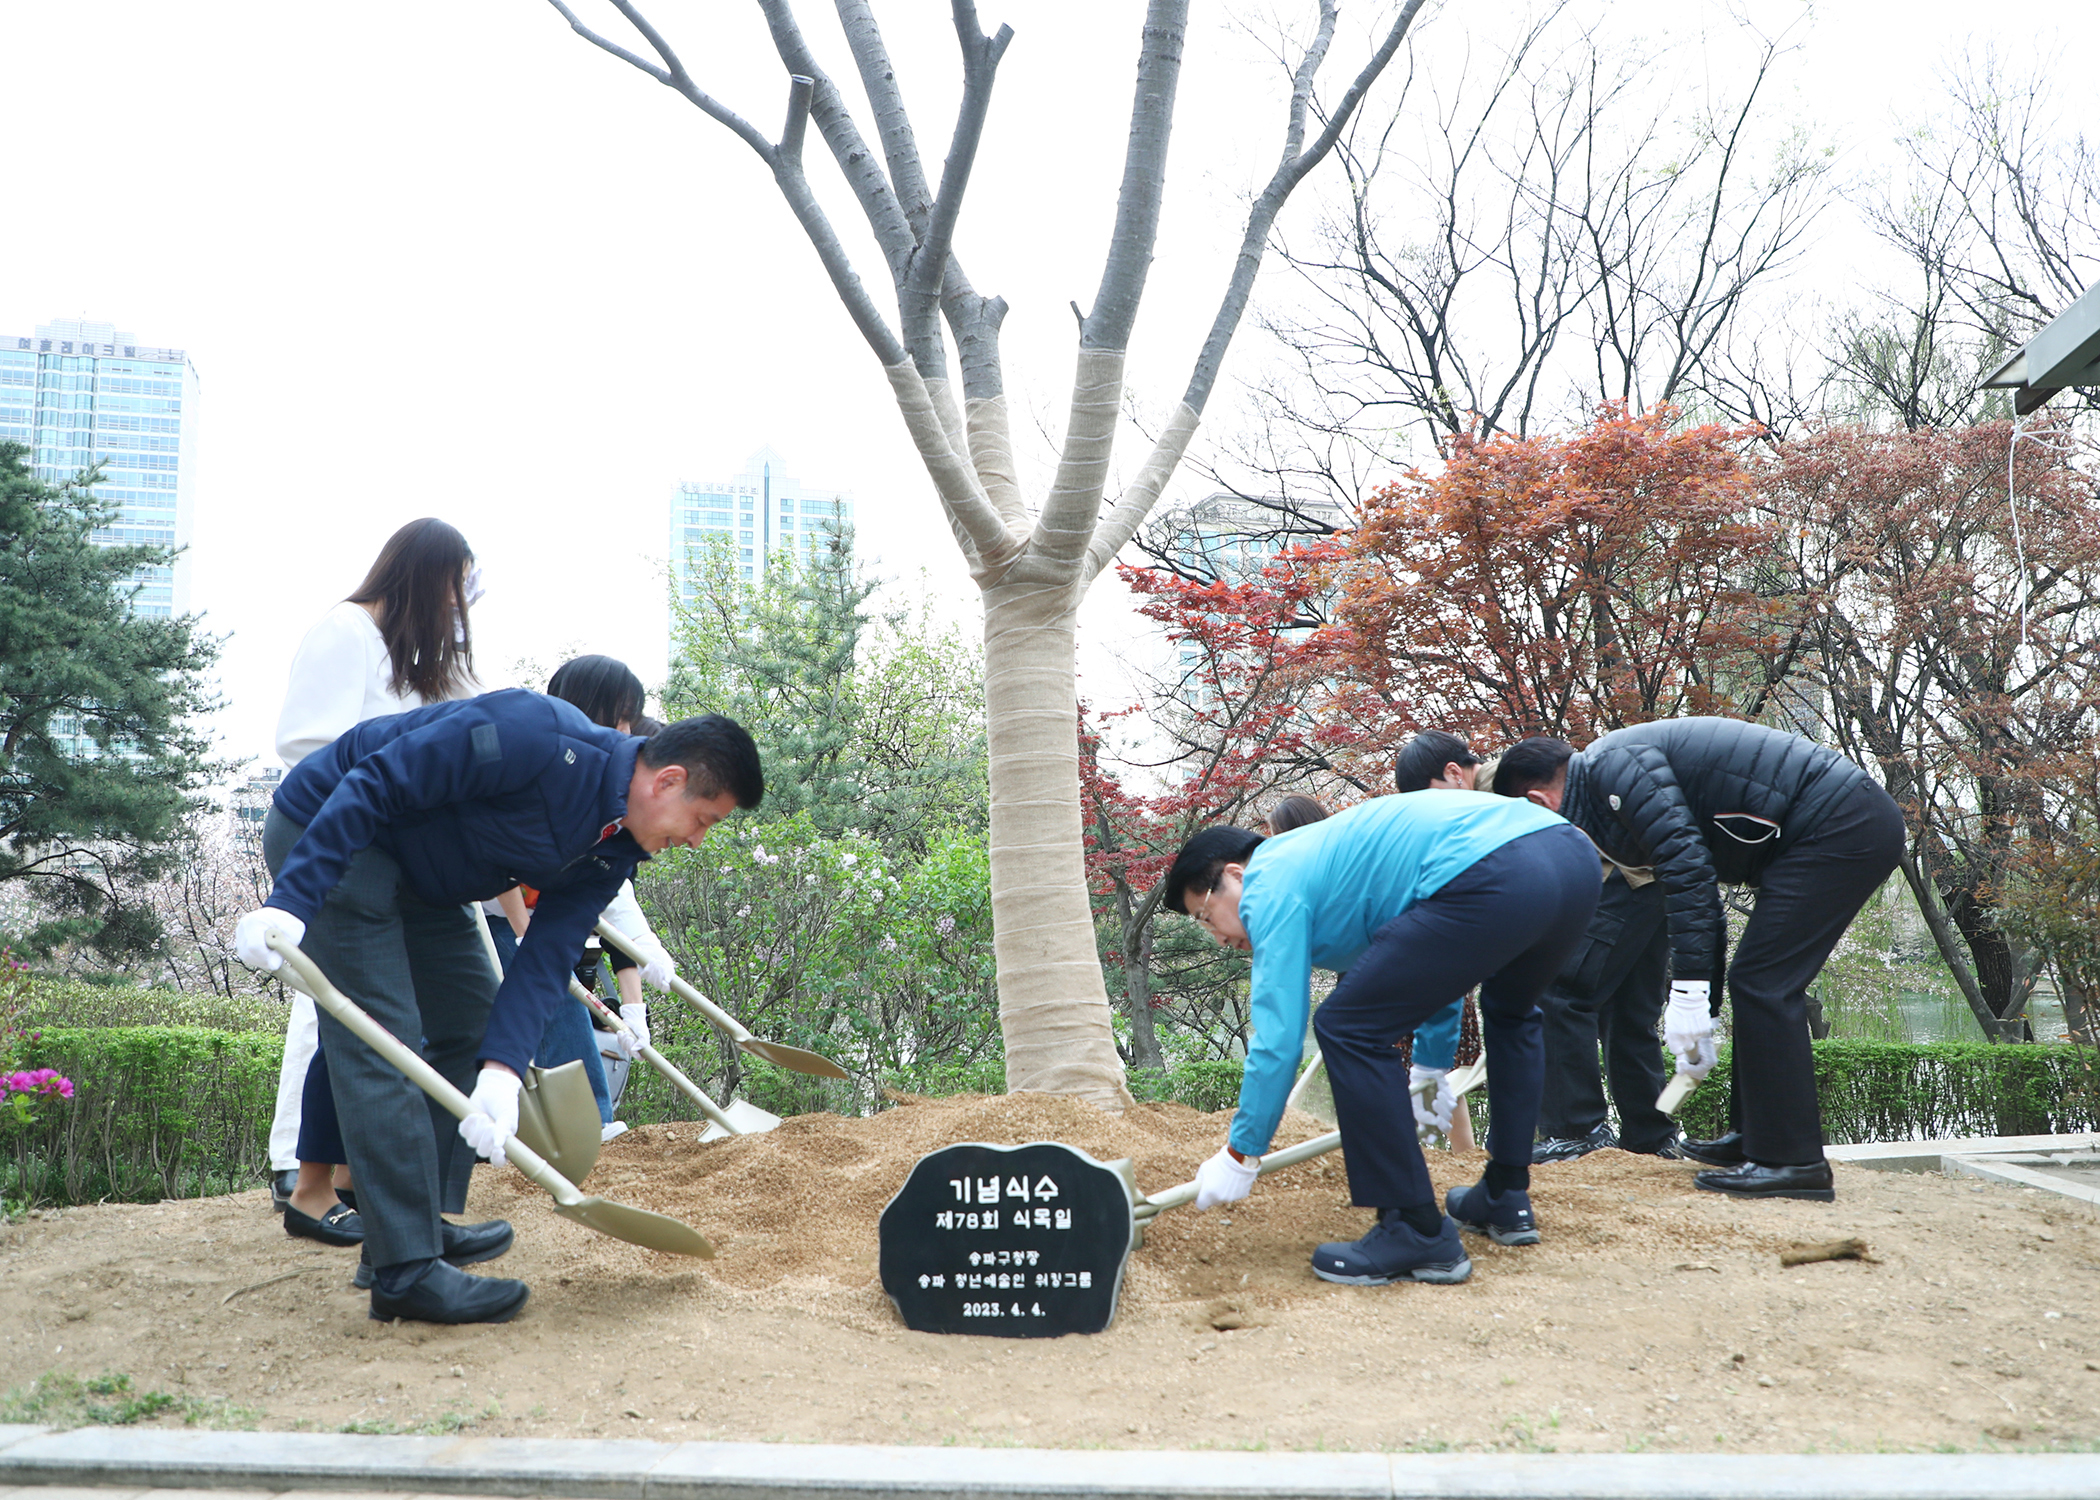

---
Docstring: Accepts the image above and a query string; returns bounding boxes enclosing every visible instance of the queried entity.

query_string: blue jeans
[487,916,614,1124]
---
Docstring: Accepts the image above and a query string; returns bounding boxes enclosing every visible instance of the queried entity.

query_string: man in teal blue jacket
[1163,792,1599,1285]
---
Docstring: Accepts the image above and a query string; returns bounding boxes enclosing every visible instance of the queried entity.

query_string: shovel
[1285,1049,1488,1143]
[266,933,713,1258]
[1132,1129,1344,1224]
[564,975,758,1137]
[594,920,850,1080]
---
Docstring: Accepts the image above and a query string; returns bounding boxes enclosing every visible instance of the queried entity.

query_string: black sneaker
[1532,1122,1617,1164]
[1677,1130,1748,1168]
[1445,1180,1541,1246]
[1311,1210,1471,1286]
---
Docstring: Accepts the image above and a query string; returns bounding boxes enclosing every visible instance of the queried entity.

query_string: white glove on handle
[1664,980,1718,1079]
[1409,1064,1457,1133]
[619,1001,652,1052]
[234,908,305,973]
[457,1067,523,1168]
[1193,1145,1260,1211]
[635,946,675,993]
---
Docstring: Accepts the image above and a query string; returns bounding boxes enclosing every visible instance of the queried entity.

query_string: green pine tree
[0,442,227,958]
[664,522,985,855]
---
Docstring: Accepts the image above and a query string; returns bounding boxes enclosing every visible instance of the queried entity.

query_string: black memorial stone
[879,1140,1134,1337]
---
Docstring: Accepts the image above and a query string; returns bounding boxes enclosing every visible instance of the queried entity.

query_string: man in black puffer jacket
[1492,719,1905,1201]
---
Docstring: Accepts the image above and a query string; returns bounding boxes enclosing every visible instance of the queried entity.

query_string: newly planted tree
[544,0,1426,1107]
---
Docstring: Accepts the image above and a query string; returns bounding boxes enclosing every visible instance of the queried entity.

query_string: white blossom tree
[544,0,1425,1109]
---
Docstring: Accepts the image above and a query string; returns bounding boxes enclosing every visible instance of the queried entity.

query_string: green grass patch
[0,1370,256,1429]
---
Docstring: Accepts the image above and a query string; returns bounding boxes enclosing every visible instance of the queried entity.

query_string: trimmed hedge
[8,1021,2091,1209]
[5,1027,280,1205]
[1672,1039,2100,1144]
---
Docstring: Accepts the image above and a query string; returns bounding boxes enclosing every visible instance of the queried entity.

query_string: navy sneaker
[1445,1179,1541,1246]
[1311,1210,1471,1286]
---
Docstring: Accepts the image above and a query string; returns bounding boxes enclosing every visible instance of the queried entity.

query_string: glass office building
[0,318,200,620]
[671,446,854,604]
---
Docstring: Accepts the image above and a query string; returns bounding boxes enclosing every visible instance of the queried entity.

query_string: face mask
[463,564,486,609]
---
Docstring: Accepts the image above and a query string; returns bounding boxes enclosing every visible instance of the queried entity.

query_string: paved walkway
[1,1427,2096,1500]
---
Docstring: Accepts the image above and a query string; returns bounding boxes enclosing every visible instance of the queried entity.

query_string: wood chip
[1675,1261,1720,1273]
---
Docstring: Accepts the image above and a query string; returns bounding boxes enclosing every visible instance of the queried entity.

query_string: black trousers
[1725,779,1907,1164]
[1535,872,1674,1151]
[1313,824,1601,1210]
[265,808,497,1267]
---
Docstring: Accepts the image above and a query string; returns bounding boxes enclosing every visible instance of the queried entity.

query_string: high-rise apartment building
[0,318,200,619]
[670,446,855,604]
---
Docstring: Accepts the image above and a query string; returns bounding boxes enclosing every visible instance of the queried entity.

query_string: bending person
[1163,791,1598,1286]
[1490,719,1904,1201]
[235,694,762,1324]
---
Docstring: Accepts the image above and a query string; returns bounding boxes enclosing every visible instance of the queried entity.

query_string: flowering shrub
[0,950,73,1130]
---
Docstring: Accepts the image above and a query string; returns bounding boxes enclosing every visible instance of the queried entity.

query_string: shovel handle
[266,934,587,1211]
[594,920,754,1044]
[1135,1129,1344,1220]
[566,977,742,1135]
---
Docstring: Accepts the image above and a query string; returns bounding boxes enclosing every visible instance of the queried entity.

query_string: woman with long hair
[269,519,483,1246]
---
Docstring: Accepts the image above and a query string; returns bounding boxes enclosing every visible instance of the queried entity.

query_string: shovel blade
[553,1196,715,1258]
[739,1037,851,1079]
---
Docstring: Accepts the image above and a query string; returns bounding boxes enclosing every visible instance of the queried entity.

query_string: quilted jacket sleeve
[1597,742,1723,978]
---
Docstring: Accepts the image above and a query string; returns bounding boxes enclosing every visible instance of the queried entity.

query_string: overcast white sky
[4,0,2095,778]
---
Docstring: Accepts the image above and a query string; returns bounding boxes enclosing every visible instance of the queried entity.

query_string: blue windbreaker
[1227,791,1566,1156]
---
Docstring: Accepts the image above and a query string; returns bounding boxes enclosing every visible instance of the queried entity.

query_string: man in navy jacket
[236,691,761,1324]
[1493,718,1902,1202]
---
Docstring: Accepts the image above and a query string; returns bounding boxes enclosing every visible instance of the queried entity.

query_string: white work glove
[1664,980,1719,1079]
[619,1001,652,1053]
[1193,1145,1260,1211]
[457,1066,523,1168]
[1410,1064,1457,1134]
[234,908,305,972]
[633,945,675,993]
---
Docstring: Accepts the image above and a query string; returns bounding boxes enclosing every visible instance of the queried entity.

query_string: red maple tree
[1324,404,1780,760]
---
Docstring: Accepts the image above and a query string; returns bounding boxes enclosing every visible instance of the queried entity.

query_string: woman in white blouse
[268,518,484,1243]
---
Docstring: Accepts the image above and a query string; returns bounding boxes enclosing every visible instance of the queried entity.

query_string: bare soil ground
[1,1092,2095,1454]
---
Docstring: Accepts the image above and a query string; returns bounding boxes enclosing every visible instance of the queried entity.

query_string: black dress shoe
[354,1219,516,1289]
[283,1200,364,1247]
[1694,1159,1835,1202]
[270,1170,297,1214]
[1532,1122,1617,1164]
[442,1218,515,1266]
[369,1259,530,1324]
[1677,1130,1748,1168]
[336,1189,358,1214]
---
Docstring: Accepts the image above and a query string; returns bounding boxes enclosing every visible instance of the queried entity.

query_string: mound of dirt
[1,1092,2095,1455]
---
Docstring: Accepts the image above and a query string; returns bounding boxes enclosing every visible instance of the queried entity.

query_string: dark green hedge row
[7,1027,280,1205]
[1669,1039,2100,1144]
[8,1025,2091,1208]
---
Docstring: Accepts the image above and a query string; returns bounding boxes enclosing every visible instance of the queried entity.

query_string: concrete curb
[0,1426,2095,1500]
